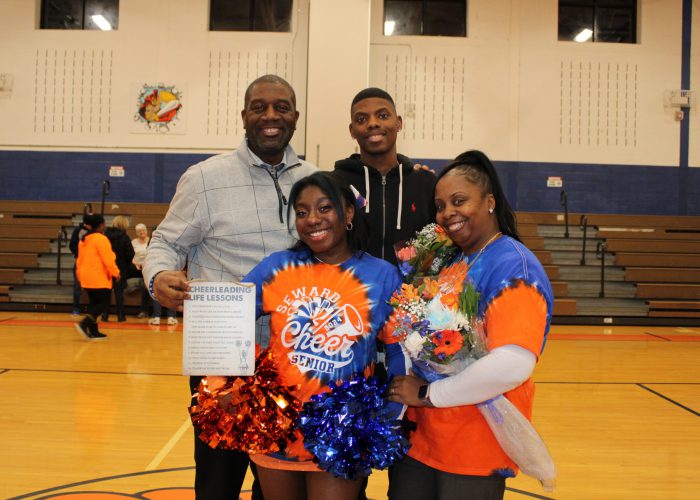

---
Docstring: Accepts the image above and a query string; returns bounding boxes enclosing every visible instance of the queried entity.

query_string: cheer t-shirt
[406,235,553,476]
[243,248,408,467]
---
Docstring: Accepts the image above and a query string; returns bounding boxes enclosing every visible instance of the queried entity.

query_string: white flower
[404,331,426,358]
[426,296,460,330]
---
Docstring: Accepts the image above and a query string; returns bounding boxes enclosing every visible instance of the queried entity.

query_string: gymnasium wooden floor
[1,312,698,500]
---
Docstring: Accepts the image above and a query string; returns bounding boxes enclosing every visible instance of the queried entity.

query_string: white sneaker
[167,317,178,325]
[148,317,161,325]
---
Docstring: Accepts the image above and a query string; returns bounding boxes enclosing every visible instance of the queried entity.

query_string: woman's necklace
[313,253,352,266]
[466,231,502,269]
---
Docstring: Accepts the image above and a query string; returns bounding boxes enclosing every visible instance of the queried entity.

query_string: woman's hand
[388,371,429,407]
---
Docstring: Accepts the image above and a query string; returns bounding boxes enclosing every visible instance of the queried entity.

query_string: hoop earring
[346,222,354,231]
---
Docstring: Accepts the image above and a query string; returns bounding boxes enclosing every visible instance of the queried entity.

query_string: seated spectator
[131,223,151,319]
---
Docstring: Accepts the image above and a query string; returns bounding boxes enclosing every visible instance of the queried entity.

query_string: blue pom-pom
[299,374,411,480]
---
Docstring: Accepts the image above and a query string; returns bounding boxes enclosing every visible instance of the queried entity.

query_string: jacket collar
[234,139,301,174]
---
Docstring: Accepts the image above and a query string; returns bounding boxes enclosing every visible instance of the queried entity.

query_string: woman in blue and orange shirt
[242,172,409,500]
[388,150,554,500]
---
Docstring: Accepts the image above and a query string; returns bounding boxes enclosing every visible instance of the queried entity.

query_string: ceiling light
[384,20,395,36]
[91,14,112,31]
[574,28,592,43]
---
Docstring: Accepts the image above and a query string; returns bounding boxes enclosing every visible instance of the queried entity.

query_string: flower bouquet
[394,223,460,284]
[390,260,486,382]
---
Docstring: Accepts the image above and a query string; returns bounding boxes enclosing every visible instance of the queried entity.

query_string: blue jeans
[152,300,176,318]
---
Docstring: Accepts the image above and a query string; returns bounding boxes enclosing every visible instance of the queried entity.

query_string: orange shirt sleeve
[484,281,547,358]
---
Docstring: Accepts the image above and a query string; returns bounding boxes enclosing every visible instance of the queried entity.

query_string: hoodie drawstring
[261,164,288,224]
[363,165,370,214]
[396,163,403,230]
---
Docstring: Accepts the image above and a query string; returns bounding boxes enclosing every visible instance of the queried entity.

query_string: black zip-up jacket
[104,227,136,276]
[333,154,436,265]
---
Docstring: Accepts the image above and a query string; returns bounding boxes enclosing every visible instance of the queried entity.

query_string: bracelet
[148,275,157,299]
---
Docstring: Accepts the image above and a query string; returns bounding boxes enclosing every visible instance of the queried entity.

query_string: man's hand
[413,163,435,175]
[153,270,190,311]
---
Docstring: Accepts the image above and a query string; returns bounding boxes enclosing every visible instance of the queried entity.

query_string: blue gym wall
[1,151,698,215]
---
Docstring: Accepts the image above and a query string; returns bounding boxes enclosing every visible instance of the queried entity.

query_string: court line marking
[6,466,196,500]
[644,331,671,341]
[506,486,555,499]
[146,417,192,471]
[637,384,700,417]
[537,381,700,385]
[5,367,182,377]
[0,318,179,331]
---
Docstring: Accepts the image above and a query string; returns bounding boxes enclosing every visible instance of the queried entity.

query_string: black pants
[86,288,111,320]
[72,266,82,310]
[109,277,126,318]
[388,455,506,500]
[190,376,264,500]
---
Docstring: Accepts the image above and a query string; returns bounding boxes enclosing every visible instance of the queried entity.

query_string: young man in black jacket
[333,88,435,266]
[334,89,435,500]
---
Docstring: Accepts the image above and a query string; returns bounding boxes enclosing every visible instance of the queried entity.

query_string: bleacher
[516,211,700,322]
[1,200,699,323]
[0,200,168,311]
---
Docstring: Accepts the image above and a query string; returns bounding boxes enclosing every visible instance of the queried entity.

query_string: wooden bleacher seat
[543,265,558,280]
[551,281,568,297]
[520,236,545,250]
[636,284,700,300]
[615,253,700,268]
[0,285,11,302]
[0,239,52,253]
[0,269,25,285]
[597,229,700,240]
[515,211,700,231]
[625,267,700,283]
[0,215,74,226]
[0,253,39,269]
[532,251,552,265]
[647,300,700,318]
[0,226,65,239]
[553,299,577,315]
[586,214,700,230]
[606,240,700,254]
[518,223,539,237]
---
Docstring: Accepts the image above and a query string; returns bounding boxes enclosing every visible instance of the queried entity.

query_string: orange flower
[400,283,421,301]
[432,329,464,357]
[440,292,458,308]
[434,225,451,243]
[421,279,440,300]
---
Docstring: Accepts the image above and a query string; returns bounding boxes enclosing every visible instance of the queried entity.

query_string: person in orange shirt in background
[74,214,120,340]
